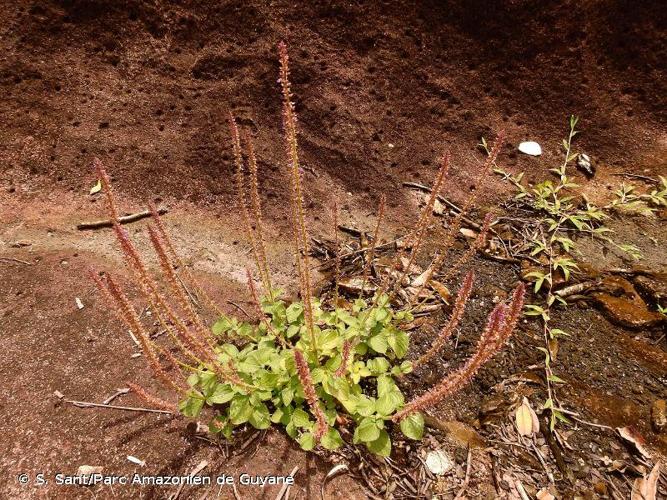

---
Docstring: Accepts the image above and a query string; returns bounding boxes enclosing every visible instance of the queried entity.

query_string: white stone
[77,465,103,476]
[425,449,454,475]
[518,141,542,156]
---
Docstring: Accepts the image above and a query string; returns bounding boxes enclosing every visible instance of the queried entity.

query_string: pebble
[77,465,103,476]
[425,449,454,475]
[518,141,542,156]
[576,153,595,177]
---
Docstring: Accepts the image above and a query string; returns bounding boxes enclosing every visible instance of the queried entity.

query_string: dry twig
[64,399,173,415]
[453,446,472,500]
[0,257,33,265]
[77,207,167,230]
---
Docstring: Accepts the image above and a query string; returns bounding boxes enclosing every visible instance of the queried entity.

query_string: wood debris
[77,207,167,230]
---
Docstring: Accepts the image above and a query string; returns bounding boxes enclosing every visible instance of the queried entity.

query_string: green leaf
[375,308,389,323]
[537,347,551,365]
[285,421,297,438]
[368,334,388,354]
[249,403,271,429]
[286,302,304,324]
[207,384,235,405]
[366,429,391,457]
[376,375,397,396]
[271,407,284,424]
[229,396,253,424]
[399,412,424,440]
[298,432,315,451]
[376,391,403,416]
[179,392,204,418]
[376,294,389,307]
[212,316,233,335]
[524,304,545,316]
[367,357,390,375]
[553,409,571,425]
[388,330,409,358]
[325,378,355,411]
[355,395,375,417]
[281,387,294,406]
[90,180,102,195]
[199,372,219,396]
[400,360,413,374]
[257,371,280,390]
[291,408,311,428]
[286,324,300,338]
[354,417,380,443]
[321,428,343,450]
[318,329,340,350]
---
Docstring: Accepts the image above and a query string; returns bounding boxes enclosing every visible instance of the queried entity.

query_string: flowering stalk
[334,340,352,377]
[389,154,450,299]
[94,271,185,393]
[112,222,210,362]
[410,211,491,311]
[436,132,505,269]
[393,303,507,421]
[126,382,177,413]
[220,361,256,392]
[96,162,214,364]
[293,349,328,441]
[361,194,386,295]
[243,129,273,298]
[443,212,493,282]
[93,158,119,222]
[245,268,286,347]
[230,114,268,293]
[414,270,475,368]
[279,41,317,353]
[394,282,524,421]
[407,134,503,309]
[148,225,217,348]
[332,199,341,305]
[93,162,254,395]
[148,201,222,316]
[498,282,525,347]
[93,161,203,356]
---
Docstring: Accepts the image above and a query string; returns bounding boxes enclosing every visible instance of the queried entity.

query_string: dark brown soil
[1,1,666,498]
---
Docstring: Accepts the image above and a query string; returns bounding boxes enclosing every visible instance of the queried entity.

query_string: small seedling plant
[90,43,524,458]
[489,116,661,430]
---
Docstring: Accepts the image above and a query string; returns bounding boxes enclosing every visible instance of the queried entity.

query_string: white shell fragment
[77,465,103,476]
[75,297,84,309]
[518,141,542,156]
[425,449,454,475]
[127,455,146,467]
[325,464,349,480]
